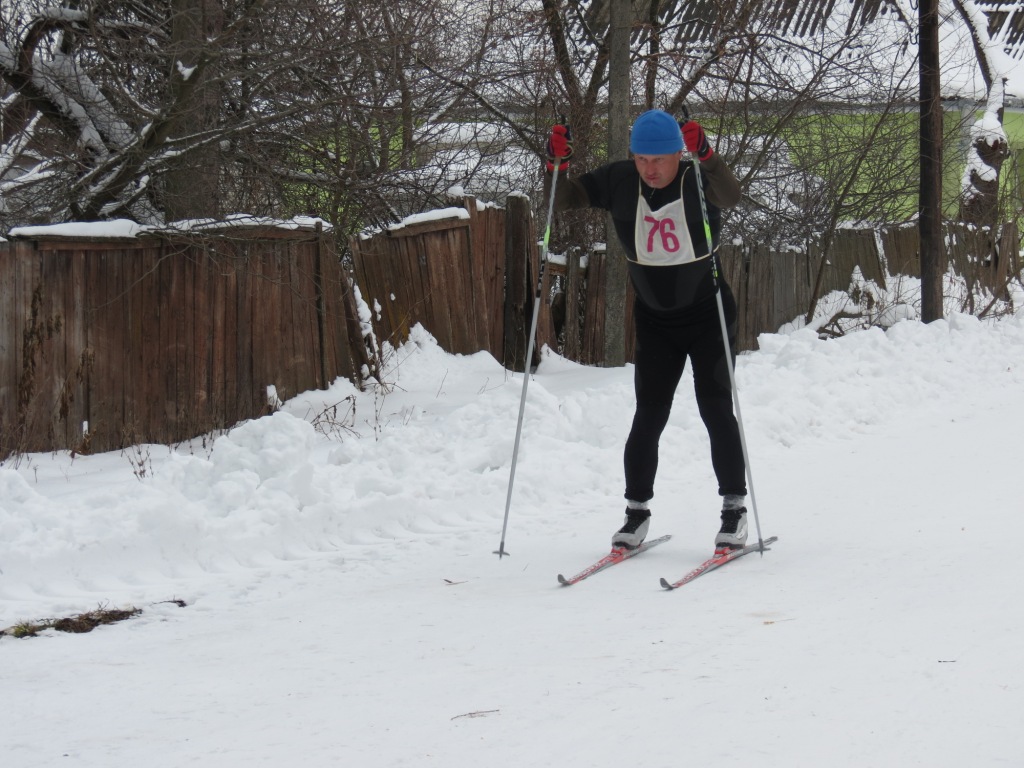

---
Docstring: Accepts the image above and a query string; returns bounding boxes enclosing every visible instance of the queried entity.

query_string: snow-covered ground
[3,311,1024,767]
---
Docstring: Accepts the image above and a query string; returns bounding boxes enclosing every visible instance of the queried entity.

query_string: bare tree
[5,0,1024,313]
[525,2,925,325]
[440,0,1024,331]
[953,0,1012,227]
[0,0,474,235]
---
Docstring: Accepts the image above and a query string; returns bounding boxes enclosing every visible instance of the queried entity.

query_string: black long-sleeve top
[552,153,741,320]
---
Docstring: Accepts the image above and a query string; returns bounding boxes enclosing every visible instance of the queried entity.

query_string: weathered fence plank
[502,195,533,370]
[879,223,920,278]
[581,248,606,366]
[562,251,584,361]
[472,202,506,355]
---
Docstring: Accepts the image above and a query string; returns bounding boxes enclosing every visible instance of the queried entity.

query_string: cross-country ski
[660,536,778,590]
[557,534,672,586]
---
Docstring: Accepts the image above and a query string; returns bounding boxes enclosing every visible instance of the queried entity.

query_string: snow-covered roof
[978,0,1024,59]
[578,0,1024,95]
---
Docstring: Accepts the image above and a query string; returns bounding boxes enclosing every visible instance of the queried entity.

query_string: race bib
[633,180,698,266]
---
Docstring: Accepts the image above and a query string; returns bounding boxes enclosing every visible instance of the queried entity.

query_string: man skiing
[545,109,747,551]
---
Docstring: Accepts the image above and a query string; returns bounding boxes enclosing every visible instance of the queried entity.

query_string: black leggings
[624,292,747,504]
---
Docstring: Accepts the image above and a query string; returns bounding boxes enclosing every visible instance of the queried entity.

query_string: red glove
[546,124,572,171]
[681,120,713,161]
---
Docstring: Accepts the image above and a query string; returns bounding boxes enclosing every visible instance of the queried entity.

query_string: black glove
[546,124,573,171]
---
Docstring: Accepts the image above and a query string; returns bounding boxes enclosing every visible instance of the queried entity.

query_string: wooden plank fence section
[878,223,920,277]
[351,198,1019,373]
[945,221,1013,298]
[501,195,534,369]
[824,227,887,289]
[4,202,1017,459]
[468,200,508,356]
[561,251,584,361]
[720,245,814,351]
[1,228,363,458]
[577,249,604,366]
[351,197,523,369]
[999,221,1021,285]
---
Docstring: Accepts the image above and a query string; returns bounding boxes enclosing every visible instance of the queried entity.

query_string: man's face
[633,151,683,190]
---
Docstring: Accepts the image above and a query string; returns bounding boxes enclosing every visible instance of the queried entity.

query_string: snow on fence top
[358,206,472,241]
[6,214,332,242]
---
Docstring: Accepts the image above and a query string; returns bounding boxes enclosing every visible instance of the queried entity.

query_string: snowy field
[3,310,1024,767]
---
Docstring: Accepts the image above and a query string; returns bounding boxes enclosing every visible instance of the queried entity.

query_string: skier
[545,109,748,551]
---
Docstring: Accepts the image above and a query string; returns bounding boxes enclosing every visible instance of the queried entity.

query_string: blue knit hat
[629,109,683,155]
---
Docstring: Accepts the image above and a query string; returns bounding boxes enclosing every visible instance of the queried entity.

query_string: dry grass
[0,602,186,638]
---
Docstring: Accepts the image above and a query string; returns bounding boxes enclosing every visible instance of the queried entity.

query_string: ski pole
[681,105,766,552]
[495,132,565,558]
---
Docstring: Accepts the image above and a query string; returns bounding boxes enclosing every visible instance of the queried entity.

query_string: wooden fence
[350,198,519,366]
[4,201,1016,459]
[351,200,1018,363]
[1,224,367,458]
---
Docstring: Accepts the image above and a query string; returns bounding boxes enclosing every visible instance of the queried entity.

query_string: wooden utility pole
[919,0,944,322]
[603,0,631,366]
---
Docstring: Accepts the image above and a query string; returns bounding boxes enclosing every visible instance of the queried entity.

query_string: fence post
[313,221,329,388]
[564,250,583,360]
[503,194,534,371]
